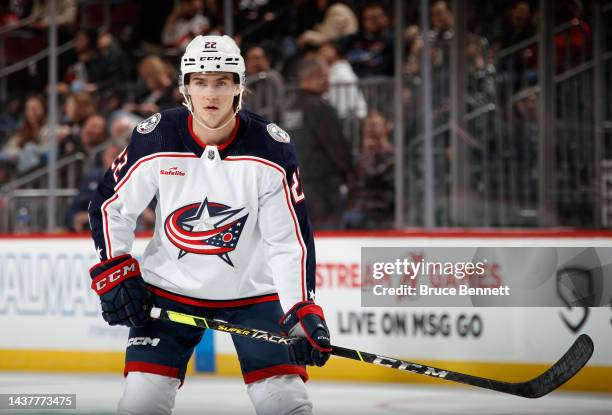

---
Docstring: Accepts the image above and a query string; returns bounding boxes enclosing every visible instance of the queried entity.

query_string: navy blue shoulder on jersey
[224,110,297,169]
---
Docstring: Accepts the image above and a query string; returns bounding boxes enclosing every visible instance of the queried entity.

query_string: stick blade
[521,334,594,398]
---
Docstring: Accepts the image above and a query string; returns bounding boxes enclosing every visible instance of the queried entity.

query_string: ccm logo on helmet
[128,337,161,347]
[201,57,221,61]
[91,258,140,295]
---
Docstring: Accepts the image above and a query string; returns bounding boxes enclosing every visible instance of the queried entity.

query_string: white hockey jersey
[89,108,316,312]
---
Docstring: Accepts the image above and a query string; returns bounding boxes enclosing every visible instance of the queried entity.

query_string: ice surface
[0,372,610,415]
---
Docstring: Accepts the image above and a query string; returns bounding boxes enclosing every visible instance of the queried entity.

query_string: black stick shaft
[150,307,593,399]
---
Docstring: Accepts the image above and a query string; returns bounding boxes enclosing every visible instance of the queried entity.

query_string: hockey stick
[150,307,593,398]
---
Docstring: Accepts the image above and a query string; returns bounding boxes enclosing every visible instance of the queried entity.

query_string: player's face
[187,73,239,127]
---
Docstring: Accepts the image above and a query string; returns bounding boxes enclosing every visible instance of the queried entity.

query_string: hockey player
[87,35,331,415]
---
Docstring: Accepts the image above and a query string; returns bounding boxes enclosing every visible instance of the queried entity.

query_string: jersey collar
[179,109,244,158]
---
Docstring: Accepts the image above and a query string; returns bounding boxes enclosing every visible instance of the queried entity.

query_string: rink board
[0,232,611,392]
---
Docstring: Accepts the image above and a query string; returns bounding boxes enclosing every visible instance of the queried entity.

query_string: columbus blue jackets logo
[137,113,161,134]
[164,197,248,266]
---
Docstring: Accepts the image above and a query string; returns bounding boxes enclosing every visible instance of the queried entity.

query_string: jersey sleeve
[88,130,159,261]
[257,144,316,312]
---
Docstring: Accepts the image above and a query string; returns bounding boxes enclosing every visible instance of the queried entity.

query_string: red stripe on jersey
[102,152,197,258]
[102,194,119,258]
[188,114,240,150]
[224,156,307,301]
[243,364,308,384]
[124,362,180,379]
[148,285,280,308]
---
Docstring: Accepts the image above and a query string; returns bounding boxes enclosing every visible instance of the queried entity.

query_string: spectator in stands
[62,91,97,128]
[123,55,176,118]
[79,114,108,158]
[57,91,96,156]
[96,31,130,92]
[162,0,212,51]
[297,0,358,48]
[65,143,121,232]
[430,0,454,42]
[342,2,394,78]
[109,113,141,147]
[284,57,352,229]
[343,111,394,228]
[318,39,367,119]
[58,28,102,95]
[554,0,591,74]
[0,95,48,174]
[233,0,285,46]
[243,45,286,123]
[0,2,20,26]
[0,96,23,143]
[27,0,76,42]
[100,89,127,119]
[491,1,535,57]
[403,24,422,78]
[428,0,455,75]
[404,0,459,78]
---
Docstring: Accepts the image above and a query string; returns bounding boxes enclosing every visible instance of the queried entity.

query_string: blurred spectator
[342,2,393,78]
[109,113,142,147]
[554,0,591,74]
[57,91,97,156]
[234,0,284,46]
[27,0,76,32]
[0,95,48,174]
[96,31,130,91]
[430,0,454,41]
[79,114,108,158]
[0,2,20,26]
[318,40,367,119]
[100,89,127,119]
[162,0,211,51]
[403,24,422,78]
[65,143,121,232]
[284,57,352,229]
[124,56,176,118]
[343,111,394,228]
[428,0,454,72]
[243,45,286,123]
[404,2,487,90]
[297,0,358,48]
[491,1,534,57]
[62,91,97,128]
[0,96,23,142]
[58,29,102,95]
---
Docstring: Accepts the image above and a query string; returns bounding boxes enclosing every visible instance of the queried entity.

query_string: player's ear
[233,86,241,96]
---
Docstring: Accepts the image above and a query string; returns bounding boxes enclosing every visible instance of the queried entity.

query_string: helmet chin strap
[182,89,243,132]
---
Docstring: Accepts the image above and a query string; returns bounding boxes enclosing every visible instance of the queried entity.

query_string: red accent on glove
[296,303,326,321]
[91,257,141,295]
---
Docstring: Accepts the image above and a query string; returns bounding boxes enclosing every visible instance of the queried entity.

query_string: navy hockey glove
[89,254,151,327]
[280,301,332,367]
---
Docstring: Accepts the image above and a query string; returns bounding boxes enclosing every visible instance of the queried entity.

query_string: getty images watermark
[361,247,612,307]
[370,257,510,297]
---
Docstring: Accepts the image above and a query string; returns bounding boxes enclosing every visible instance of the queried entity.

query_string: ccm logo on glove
[91,255,141,295]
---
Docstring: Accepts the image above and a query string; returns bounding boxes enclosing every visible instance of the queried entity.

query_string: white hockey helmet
[179,34,246,95]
